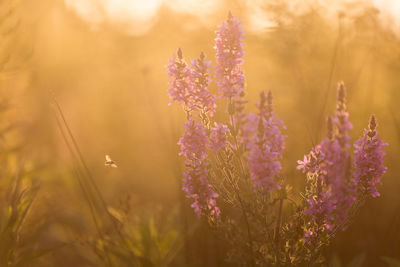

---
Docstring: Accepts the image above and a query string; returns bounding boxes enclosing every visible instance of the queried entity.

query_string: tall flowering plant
[295,84,387,264]
[167,13,388,266]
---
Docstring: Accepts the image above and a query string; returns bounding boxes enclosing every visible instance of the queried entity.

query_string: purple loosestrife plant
[353,115,388,198]
[168,49,220,217]
[331,82,355,223]
[248,91,285,191]
[178,118,220,218]
[167,13,388,267]
[296,84,387,264]
[298,83,357,239]
[298,147,337,245]
[167,48,192,107]
[190,52,216,116]
[215,11,248,140]
[168,49,216,116]
[334,81,353,148]
[209,122,230,153]
[215,11,245,99]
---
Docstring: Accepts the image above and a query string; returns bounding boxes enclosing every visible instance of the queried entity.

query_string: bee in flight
[105,155,118,168]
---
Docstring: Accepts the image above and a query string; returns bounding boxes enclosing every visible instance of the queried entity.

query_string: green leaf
[347,253,365,267]
[107,206,125,223]
[15,244,66,267]
[381,256,400,267]
[157,230,178,257]
[329,253,342,267]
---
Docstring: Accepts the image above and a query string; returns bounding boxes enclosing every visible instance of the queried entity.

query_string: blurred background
[0,0,399,266]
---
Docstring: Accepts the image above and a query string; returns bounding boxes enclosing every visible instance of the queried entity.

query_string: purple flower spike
[299,84,356,229]
[333,82,353,148]
[304,191,337,228]
[299,148,337,242]
[190,52,217,116]
[178,118,220,217]
[300,116,355,229]
[353,115,387,198]
[178,117,209,164]
[215,12,245,98]
[248,91,285,192]
[168,49,216,117]
[318,136,355,223]
[167,48,192,107]
[183,165,220,218]
[209,122,230,153]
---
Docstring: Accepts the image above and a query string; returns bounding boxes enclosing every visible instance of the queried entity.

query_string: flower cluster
[298,83,388,243]
[167,13,388,266]
[334,82,353,148]
[353,115,388,197]
[178,118,220,217]
[321,83,355,224]
[167,48,192,107]
[209,122,230,153]
[168,49,216,116]
[318,136,354,224]
[190,52,216,115]
[215,11,245,98]
[248,91,286,191]
[178,118,208,163]
[168,13,248,218]
[297,148,337,243]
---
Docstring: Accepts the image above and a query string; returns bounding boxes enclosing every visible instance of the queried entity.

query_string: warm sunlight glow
[373,0,400,33]
[65,0,222,34]
[65,0,400,35]
[65,0,103,24]
[65,0,163,34]
[102,0,162,22]
[167,0,220,17]
[3,0,400,265]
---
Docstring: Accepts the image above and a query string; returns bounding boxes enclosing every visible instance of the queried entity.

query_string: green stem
[274,198,284,265]
[218,153,255,267]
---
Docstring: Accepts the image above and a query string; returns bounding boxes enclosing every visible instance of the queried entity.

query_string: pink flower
[304,191,337,244]
[168,49,217,117]
[178,118,209,164]
[353,115,387,198]
[209,122,230,153]
[297,149,324,174]
[320,84,355,224]
[318,137,355,223]
[190,52,217,116]
[167,48,192,107]
[298,148,336,241]
[304,191,337,228]
[299,85,357,230]
[241,112,258,149]
[299,118,354,230]
[248,144,281,190]
[178,118,220,217]
[247,91,285,191]
[297,155,312,173]
[333,82,353,148]
[215,12,245,98]
[183,165,220,218]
